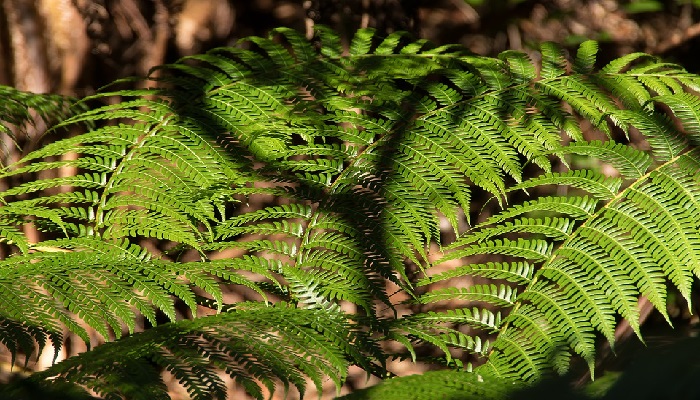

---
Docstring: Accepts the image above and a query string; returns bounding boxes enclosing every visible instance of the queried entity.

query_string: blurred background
[2,1,700,398]
[4,0,700,97]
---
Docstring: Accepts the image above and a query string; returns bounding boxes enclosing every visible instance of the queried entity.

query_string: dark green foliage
[25,303,377,400]
[0,85,77,167]
[340,370,518,400]
[2,27,700,399]
[346,335,700,400]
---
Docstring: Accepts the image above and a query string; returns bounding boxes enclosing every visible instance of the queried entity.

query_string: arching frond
[31,304,379,400]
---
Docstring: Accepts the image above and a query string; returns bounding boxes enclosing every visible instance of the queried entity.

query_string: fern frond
[612,109,688,161]
[508,170,622,200]
[573,40,598,74]
[388,320,487,365]
[0,86,79,161]
[539,42,568,79]
[555,140,652,178]
[486,303,571,379]
[656,92,700,145]
[0,317,62,367]
[339,370,516,400]
[33,304,375,400]
[411,308,502,332]
[0,237,234,342]
[419,262,534,286]
[517,281,598,369]
[463,217,574,244]
[441,238,552,263]
[480,148,700,380]
[417,284,517,307]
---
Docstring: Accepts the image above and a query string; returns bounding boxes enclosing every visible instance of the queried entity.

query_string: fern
[2,27,700,399]
[0,85,77,161]
[25,303,378,400]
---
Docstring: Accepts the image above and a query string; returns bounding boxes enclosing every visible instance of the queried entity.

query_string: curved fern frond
[31,303,378,400]
[478,148,700,380]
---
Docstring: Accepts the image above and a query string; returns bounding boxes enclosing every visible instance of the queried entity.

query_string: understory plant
[2,26,700,399]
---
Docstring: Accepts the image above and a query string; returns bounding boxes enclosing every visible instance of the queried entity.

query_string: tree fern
[3,27,700,399]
